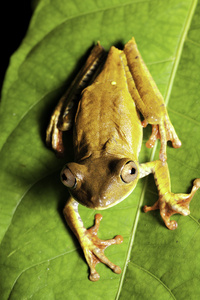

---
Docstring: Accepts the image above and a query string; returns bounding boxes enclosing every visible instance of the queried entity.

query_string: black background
[1,1,33,93]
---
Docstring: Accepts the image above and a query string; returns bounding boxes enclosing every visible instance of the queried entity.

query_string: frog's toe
[143,200,159,213]
[171,139,182,149]
[89,270,100,282]
[159,116,181,161]
[194,178,200,189]
[93,245,122,274]
[84,214,123,281]
[165,219,178,231]
[171,204,190,216]
[144,123,167,162]
[145,124,159,149]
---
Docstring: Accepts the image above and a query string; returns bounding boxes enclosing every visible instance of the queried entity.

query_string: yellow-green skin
[46,38,200,281]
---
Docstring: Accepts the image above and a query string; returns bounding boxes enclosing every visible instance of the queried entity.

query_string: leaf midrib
[115,0,198,298]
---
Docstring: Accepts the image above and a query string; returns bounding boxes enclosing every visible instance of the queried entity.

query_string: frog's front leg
[123,38,181,161]
[63,197,123,281]
[140,161,200,229]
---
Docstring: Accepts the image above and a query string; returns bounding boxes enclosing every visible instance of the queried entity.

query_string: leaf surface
[0,0,200,299]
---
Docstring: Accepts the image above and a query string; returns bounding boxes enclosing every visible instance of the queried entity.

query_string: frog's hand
[46,43,106,155]
[63,198,123,281]
[140,161,200,230]
[123,37,181,161]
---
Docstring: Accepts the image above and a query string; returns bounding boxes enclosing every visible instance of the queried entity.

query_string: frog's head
[60,155,139,210]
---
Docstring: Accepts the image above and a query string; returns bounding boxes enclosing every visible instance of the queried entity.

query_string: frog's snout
[90,195,102,207]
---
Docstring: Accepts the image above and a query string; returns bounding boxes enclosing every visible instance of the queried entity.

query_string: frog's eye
[61,167,77,189]
[121,161,138,183]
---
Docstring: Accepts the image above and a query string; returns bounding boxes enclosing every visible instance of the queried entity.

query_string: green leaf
[0,0,200,299]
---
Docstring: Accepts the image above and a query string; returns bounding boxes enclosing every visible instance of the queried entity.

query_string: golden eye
[61,167,76,188]
[121,161,138,183]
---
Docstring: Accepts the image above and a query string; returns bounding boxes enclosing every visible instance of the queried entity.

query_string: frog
[46,37,200,281]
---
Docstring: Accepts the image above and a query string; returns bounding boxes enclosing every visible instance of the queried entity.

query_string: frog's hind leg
[46,43,106,155]
[123,37,181,161]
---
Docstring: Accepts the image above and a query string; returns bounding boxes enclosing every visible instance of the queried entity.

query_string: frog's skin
[46,38,200,281]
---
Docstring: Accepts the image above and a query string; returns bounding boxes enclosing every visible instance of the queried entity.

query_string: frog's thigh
[123,38,181,161]
[123,38,166,122]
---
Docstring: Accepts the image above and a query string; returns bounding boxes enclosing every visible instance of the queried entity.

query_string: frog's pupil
[62,173,68,182]
[130,168,136,175]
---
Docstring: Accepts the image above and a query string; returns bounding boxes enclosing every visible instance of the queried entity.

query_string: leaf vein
[168,107,200,126]
[8,248,78,299]
[130,262,176,299]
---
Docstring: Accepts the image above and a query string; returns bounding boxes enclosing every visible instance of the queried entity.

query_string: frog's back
[73,46,142,161]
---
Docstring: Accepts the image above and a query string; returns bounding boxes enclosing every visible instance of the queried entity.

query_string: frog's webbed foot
[142,115,182,162]
[81,214,123,281]
[144,179,200,230]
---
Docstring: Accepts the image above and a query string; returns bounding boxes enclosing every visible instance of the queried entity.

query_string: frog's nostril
[91,196,97,203]
[90,195,103,207]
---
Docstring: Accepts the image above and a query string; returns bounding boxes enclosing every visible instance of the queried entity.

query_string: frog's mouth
[92,190,134,210]
[69,175,138,210]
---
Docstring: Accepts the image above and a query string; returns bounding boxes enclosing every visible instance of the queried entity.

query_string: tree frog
[46,38,200,281]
